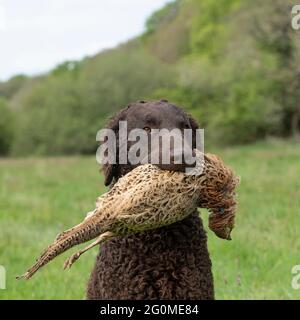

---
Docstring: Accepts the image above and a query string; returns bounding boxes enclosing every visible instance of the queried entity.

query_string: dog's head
[100,100,200,186]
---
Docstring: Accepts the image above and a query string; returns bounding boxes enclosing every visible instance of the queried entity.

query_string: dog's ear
[101,106,130,186]
[187,114,200,149]
[102,162,116,186]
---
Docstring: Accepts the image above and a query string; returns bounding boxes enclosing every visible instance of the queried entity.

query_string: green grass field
[0,139,299,299]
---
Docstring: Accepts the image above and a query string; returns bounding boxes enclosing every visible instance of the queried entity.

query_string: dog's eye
[143,126,151,133]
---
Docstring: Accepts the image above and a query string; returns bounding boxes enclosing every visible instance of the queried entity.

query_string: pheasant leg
[63,231,114,269]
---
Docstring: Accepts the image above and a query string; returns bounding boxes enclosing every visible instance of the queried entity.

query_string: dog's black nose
[156,148,196,172]
[170,149,196,166]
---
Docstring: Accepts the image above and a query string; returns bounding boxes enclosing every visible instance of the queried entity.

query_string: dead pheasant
[17,151,239,280]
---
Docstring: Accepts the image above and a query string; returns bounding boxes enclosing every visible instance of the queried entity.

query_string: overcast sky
[0,0,170,81]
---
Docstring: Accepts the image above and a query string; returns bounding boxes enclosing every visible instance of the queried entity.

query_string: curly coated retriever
[86,100,214,299]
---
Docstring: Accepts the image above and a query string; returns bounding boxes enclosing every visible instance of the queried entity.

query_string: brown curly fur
[86,100,214,299]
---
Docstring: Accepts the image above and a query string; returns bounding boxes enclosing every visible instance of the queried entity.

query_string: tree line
[0,0,299,156]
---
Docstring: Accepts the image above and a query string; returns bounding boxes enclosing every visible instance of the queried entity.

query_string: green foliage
[0,98,14,155]
[12,43,174,155]
[12,74,87,155]
[143,0,191,63]
[51,59,87,77]
[152,0,300,144]
[0,75,28,99]
[2,0,300,153]
[145,0,180,36]
[78,45,174,116]
[189,0,241,58]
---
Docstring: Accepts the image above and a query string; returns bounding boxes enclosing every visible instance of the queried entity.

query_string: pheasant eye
[143,126,151,133]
